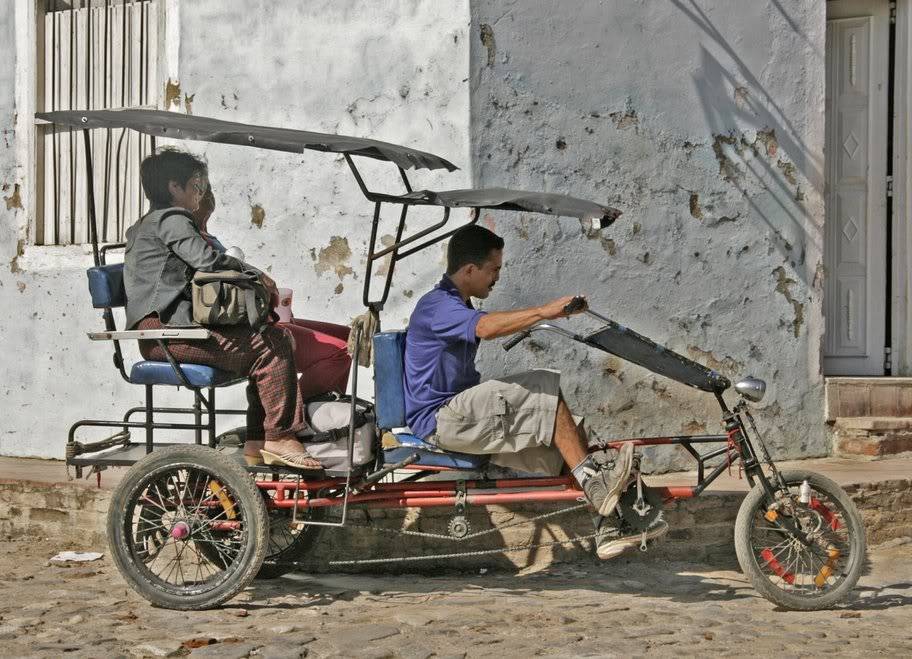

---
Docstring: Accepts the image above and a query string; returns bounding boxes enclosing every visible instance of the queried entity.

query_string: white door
[824,0,890,375]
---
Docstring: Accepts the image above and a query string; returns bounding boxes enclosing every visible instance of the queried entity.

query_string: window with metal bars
[36,0,158,246]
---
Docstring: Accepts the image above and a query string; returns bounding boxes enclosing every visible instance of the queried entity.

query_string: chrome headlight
[734,376,766,402]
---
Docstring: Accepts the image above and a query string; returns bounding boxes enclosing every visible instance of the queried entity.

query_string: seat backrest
[86,263,126,309]
[372,330,407,429]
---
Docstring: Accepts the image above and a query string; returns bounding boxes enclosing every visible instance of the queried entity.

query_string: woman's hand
[192,189,215,229]
[260,271,280,306]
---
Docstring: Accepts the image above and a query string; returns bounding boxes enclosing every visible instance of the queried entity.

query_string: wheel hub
[170,520,191,540]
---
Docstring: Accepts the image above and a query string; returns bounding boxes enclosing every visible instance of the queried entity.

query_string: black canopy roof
[35,109,621,225]
[397,188,622,225]
[35,109,458,172]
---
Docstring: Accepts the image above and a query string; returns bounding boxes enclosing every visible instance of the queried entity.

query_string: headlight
[734,376,766,402]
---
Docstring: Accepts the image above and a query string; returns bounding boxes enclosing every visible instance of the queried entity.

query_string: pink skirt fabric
[278,318,352,400]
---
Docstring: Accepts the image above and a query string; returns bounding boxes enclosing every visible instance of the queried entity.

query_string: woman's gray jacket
[124,207,246,329]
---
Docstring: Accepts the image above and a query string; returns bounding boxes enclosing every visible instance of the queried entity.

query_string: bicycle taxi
[38,108,866,611]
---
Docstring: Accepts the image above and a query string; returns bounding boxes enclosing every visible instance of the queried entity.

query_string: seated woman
[123,147,320,469]
[191,188,352,401]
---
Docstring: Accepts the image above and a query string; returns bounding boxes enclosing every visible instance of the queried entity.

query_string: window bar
[102,0,112,240]
[51,1,60,245]
[138,0,146,220]
[85,0,92,244]
[69,0,76,244]
[114,0,127,238]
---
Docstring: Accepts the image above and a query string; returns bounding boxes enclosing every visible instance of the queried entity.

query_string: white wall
[0,0,471,458]
[0,1,832,469]
[468,1,828,469]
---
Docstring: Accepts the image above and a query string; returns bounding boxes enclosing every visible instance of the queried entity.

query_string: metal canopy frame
[40,108,621,314]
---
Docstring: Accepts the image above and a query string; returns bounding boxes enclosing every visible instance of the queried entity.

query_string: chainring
[448,517,470,539]
[617,481,665,532]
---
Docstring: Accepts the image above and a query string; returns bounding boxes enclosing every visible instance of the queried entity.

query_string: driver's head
[446,225,504,299]
[140,148,209,212]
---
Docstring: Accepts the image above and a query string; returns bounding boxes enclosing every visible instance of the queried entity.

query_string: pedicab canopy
[36,109,621,226]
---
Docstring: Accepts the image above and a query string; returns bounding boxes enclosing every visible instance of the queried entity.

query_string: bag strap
[300,409,370,444]
[243,286,260,329]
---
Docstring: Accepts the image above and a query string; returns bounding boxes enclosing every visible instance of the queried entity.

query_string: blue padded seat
[130,361,244,388]
[88,263,242,390]
[384,433,488,470]
[372,330,488,470]
[372,331,409,429]
[87,263,126,308]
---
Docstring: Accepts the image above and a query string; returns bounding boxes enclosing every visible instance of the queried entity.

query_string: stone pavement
[0,537,909,658]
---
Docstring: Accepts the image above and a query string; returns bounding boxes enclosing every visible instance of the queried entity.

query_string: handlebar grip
[562,296,587,315]
[503,330,531,352]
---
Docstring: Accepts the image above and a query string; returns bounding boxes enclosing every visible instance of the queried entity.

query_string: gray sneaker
[581,442,635,516]
[595,518,669,560]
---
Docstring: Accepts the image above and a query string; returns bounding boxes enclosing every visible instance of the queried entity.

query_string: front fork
[717,392,784,499]
[722,396,838,564]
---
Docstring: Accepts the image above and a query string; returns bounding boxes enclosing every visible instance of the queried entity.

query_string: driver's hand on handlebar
[539,295,588,320]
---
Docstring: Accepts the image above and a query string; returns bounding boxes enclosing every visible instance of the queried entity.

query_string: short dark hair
[140,147,207,208]
[446,225,505,275]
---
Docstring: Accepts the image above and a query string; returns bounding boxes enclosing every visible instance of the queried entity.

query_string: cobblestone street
[0,538,909,658]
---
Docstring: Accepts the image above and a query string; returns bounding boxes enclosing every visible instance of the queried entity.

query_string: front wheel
[734,469,866,610]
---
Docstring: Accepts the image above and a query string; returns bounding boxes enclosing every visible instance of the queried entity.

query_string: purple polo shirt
[404,275,486,439]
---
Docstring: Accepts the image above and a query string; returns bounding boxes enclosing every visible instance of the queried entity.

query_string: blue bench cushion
[87,263,126,308]
[383,433,488,470]
[373,331,408,429]
[130,361,243,388]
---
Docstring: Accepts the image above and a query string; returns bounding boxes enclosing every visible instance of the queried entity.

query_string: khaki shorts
[431,369,565,475]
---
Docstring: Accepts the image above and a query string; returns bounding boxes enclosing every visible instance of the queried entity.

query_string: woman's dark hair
[446,225,505,275]
[140,147,207,208]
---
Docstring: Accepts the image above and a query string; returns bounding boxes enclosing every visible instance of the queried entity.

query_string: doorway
[823,0,892,375]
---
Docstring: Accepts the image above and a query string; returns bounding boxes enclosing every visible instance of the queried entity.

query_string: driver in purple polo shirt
[404,225,668,559]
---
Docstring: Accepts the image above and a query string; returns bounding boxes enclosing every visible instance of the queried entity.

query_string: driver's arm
[475,295,585,340]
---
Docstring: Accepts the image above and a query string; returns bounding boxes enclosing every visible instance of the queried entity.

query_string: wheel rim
[124,462,252,596]
[749,478,855,599]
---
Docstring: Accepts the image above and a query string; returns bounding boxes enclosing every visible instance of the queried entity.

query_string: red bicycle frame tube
[252,434,732,512]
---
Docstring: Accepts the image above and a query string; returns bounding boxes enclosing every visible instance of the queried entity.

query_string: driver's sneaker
[578,443,635,516]
[596,519,669,560]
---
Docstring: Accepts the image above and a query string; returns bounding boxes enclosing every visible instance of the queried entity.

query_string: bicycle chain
[262,500,594,567]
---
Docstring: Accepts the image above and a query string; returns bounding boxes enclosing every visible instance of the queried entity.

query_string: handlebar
[503,329,531,352]
[502,296,589,352]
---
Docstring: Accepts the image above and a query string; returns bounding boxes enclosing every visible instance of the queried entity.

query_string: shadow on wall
[672,0,823,285]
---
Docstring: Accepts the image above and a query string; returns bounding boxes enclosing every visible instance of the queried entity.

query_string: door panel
[824,0,890,375]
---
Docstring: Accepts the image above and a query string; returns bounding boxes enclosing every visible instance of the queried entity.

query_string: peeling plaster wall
[0,0,470,458]
[170,0,470,330]
[469,1,827,470]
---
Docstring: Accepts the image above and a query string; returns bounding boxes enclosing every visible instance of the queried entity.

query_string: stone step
[833,416,912,458]
[825,377,912,421]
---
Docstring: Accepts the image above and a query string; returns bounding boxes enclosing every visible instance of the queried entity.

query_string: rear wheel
[107,445,268,610]
[734,469,866,610]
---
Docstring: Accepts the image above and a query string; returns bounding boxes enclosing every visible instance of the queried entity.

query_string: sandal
[243,440,265,466]
[260,448,323,470]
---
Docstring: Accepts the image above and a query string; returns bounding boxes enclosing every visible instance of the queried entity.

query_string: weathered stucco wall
[468,1,827,470]
[1,1,830,469]
[0,0,471,458]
